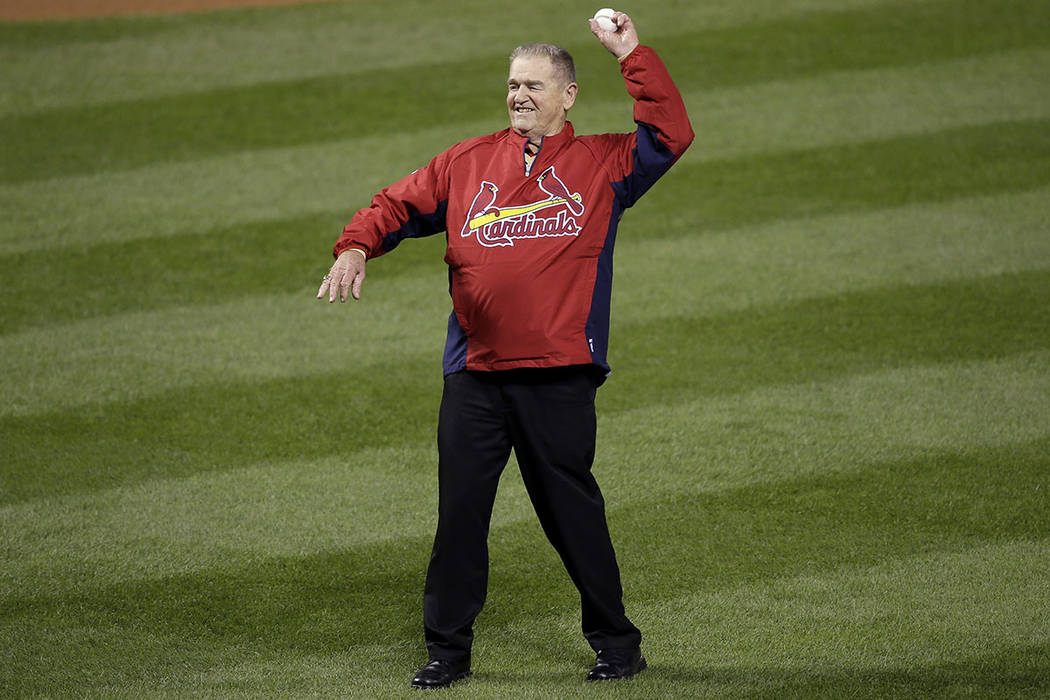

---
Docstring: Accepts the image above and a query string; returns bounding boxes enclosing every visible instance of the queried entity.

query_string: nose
[512,85,529,102]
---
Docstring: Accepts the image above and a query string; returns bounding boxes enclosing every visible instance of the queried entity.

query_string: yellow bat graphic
[467,194,583,231]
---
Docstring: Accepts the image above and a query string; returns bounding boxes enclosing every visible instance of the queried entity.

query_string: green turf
[2,0,1049,697]
[5,0,1049,183]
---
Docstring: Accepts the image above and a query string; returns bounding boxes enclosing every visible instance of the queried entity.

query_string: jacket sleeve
[605,45,694,208]
[332,150,450,260]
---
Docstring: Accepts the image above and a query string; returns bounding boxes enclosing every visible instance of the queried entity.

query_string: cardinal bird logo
[461,167,585,248]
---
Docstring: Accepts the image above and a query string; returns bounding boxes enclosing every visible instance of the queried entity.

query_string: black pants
[423,367,641,662]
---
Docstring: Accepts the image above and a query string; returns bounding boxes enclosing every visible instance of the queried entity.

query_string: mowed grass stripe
[0,272,452,417]
[3,116,1048,333]
[3,437,1046,695]
[626,540,1050,697]
[0,210,342,333]
[0,49,507,183]
[0,120,481,256]
[5,350,1047,598]
[682,47,1050,163]
[597,351,1050,498]
[613,268,1050,409]
[6,45,1048,258]
[4,0,1048,183]
[3,268,1047,504]
[608,437,1050,602]
[623,188,1050,323]
[0,0,894,112]
[644,116,1050,233]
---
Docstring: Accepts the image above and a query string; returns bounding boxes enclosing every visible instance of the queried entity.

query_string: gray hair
[509,43,576,85]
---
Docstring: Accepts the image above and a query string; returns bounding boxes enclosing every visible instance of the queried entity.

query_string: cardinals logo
[460,167,585,248]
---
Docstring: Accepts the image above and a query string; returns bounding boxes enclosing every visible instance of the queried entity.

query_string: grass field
[2,0,1050,696]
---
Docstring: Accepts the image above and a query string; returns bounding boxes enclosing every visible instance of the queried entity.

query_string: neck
[513,119,567,145]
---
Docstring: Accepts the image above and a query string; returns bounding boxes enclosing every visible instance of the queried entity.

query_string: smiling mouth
[514,105,535,114]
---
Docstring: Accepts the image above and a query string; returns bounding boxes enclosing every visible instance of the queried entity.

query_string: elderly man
[317,11,692,689]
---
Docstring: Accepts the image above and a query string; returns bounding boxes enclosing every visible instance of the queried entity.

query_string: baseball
[593,7,618,32]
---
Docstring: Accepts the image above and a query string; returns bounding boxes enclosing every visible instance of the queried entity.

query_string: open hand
[317,249,367,302]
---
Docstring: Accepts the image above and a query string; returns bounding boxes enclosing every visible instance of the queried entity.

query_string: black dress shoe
[586,648,647,681]
[410,658,472,689]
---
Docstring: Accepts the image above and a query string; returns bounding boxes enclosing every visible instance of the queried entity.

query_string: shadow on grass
[3,437,1047,693]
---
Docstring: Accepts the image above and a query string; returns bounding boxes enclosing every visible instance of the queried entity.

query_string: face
[507,55,577,142]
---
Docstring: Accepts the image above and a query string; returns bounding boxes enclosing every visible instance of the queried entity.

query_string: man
[317,12,692,689]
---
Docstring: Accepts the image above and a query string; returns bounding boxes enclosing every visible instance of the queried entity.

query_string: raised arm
[588,12,694,207]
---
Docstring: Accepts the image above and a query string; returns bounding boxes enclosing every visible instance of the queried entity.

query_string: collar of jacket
[506,121,576,158]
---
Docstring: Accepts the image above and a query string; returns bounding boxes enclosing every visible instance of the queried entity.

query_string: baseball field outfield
[2,0,1049,697]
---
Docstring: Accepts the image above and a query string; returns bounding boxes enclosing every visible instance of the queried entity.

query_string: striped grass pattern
[2,0,1049,696]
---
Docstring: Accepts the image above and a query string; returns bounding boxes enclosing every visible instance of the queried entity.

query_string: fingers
[338,270,350,302]
[589,11,628,32]
[331,269,344,303]
[351,266,366,300]
[341,254,366,301]
[339,267,359,302]
[589,12,639,59]
[316,252,366,303]
[316,277,331,300]
[317,271,341,302]
[315,264,344,303]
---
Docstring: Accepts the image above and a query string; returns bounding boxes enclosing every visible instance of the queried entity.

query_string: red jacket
[334,45,693,376]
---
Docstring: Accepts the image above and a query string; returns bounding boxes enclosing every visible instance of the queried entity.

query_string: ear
[562,81,578,111]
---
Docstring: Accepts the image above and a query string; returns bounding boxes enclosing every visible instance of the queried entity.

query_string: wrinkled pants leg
[503,368,641,652]
[423,371,511,662]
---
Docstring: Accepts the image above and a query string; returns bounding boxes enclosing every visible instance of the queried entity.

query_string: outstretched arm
[315,147,452,304]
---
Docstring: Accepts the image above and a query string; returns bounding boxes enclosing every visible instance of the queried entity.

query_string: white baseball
[593,8,618,32]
